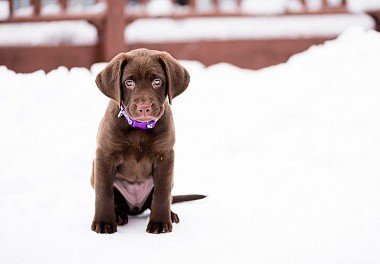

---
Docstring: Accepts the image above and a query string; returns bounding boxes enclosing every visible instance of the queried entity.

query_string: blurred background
[1,0,380,72]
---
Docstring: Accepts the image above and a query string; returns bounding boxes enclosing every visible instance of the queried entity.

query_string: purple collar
[118,104,158,130]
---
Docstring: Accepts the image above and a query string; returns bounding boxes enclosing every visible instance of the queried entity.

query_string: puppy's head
[95,49,190,122]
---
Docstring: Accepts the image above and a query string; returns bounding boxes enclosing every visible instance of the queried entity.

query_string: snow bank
[126,14,374,43]
[0,0,9,19]
[0,21,98,46]
[349,0,380,12]
[126,0,380,15]
[1,28,380,263]
[0,14,373,47]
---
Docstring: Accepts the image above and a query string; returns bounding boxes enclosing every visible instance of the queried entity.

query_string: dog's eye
[125,80,135,89]
[152,79,162,89]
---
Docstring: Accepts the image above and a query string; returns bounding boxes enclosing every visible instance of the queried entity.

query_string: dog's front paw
[146,221,173,234]
[91,219,117,234]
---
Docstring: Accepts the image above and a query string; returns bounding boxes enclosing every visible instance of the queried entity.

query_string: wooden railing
[3,0,349,22]
[4,0,105,24]
[1,0,350,60]
[123,0,348,22]
[0,0,360,72]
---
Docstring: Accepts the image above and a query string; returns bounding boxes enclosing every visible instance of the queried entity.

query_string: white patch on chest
[113,178,154,211]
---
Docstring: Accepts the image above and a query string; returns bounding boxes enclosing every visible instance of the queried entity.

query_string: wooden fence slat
[59,0,68,12]
[188,0,196,9]
[140,0,148,9]
[98,0,126,61]
[299,0,307,10]
[31,0,41,15]
[322,0,328,9]
[138,0,148,13]
[299,0,346,10]
[212,0,219,10]
[8,0,14,17]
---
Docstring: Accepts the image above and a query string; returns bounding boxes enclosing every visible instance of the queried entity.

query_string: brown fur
[90,49,204,234]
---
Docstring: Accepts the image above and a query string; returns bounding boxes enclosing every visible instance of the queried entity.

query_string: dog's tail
[172,194,206,204]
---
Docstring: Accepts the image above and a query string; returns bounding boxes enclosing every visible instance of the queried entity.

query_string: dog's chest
[114,151,154,210]
[115,151,153,183]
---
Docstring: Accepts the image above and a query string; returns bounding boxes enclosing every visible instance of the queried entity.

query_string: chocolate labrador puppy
[91,49,205,234]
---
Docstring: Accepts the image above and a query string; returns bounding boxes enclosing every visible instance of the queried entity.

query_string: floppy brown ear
[95,53,129,105]
[158,52,190,105]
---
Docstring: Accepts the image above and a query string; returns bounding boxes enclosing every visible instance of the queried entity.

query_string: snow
[241,0,289,14]
[129,0,380,14]
[0,20,98,46]
[0,13,374,47]
[0,0,9,19]
[1,27,380,263]
[126,14,374,43]
[348,0,380,12]
[143,0,178,15]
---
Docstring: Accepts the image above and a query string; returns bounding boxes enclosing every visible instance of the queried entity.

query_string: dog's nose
[136,103,152,114]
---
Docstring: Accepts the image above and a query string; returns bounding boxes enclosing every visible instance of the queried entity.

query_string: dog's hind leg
[170,211,179,223]
[143,190,179,223]
[113,188,129,226]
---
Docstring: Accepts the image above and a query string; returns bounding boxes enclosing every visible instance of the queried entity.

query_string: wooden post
[31,0,41,15]
[322,0,328,9]
[99,0,126,62]
[8,0,14,17]
[236,0,242,8]
[140,0,148,13]
[59,0,67,12]
[299,0,307,11]
[212,0,219,12]
[188,0,196,10]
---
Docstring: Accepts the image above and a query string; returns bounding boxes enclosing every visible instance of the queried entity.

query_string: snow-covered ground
[1,28,380,263]
[126,14,374,43]
[0,20,98,46]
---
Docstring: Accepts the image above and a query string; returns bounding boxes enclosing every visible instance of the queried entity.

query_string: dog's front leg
[147,150,174,234]
[91,150,117,234]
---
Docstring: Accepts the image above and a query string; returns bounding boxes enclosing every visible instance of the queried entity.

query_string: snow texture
[0,20,98,46]
[1,28,380,263]
[120,0,380,15]
[0,13,373,46]
[125,13,374,43]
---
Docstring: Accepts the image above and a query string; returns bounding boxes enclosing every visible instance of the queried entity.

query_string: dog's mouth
[127,105,165,122]
[133,116,157,122]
